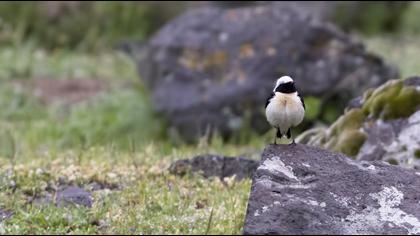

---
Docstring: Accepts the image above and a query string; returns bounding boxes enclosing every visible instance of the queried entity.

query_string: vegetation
[0,142,253,234]
[0,2,185,51]
[0,45,263,234]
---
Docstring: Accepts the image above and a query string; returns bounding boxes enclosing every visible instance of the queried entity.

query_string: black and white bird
[265,76,305,144]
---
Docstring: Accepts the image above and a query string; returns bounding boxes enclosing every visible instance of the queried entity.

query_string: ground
[0,35,420,234]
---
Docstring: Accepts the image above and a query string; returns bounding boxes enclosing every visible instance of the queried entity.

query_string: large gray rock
[138,5,397,142]
[169,154,258,180]
[244,144,420,235]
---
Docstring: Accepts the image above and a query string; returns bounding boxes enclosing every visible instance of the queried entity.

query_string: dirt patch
[13,78,107,106]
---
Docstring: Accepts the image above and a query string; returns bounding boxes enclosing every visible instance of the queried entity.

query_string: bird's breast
[265,92,305,130]
[272,92,300,108]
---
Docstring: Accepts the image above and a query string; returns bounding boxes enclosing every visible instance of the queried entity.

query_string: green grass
[0,43,263,234]
[0,2,186,51]
[0,45,165,151]
[365,35,420,78]
[0,143,253,234]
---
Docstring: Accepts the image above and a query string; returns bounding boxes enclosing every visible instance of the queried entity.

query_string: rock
[357,110,420,169]
[85,181,120,191]
[298,77,420,169]
[0,208,13,222]
[169,154,258,180]
[243,144,420,235]
[28,193,54,206]
[137,5,397,142]
[56,186,93,208]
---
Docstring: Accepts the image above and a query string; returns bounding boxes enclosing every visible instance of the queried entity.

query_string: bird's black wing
[265,92,275,108]
[298,94,305,110]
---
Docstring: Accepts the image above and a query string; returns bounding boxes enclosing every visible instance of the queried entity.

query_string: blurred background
[0,0,419,152]
[1,1,420,234]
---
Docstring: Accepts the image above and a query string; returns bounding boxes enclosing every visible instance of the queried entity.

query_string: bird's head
[273,76,296,93]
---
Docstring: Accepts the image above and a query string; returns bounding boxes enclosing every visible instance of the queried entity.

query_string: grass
[365,35,420,78]
[0,43,266,234]
[0,45,165,151]
[0,2,186,51]
[0,143,253,234]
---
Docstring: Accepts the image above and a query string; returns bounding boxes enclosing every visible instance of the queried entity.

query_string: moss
[362,79,420,120]
[332,130,367,157]
[330,108,366,136]
[322,108,367,157]
[362,80,403,118]
[325,137,338,151]
[414,149,420,159]
[387,158,399,165]
[362,88,375,102]
[383,86,420,119]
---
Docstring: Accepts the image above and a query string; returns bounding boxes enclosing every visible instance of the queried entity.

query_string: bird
[265,76,305,145]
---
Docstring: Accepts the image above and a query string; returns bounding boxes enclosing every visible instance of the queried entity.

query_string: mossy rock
[311,77,420,159]
[329,108,366,137]
[362,80,420,120]
[414,149,420,159]
[332,130,367,157]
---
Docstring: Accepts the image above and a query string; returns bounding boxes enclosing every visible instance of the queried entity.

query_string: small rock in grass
[0,209,13,222]
[56,186,93,208]
[169,154,258,180]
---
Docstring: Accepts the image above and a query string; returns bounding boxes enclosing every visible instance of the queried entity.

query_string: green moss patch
[387,159,399,165]
[362,80,420,120]
[414,149,420,159]
[329,109,366,137]
[328,129,367,157]
[324,109,367,157]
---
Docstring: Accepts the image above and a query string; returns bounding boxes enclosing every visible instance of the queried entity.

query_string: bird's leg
[287,128,296,145]
[274,128,281,145]
[286,128,291,139]
[276,128,282,138]
[276,128,282,145]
